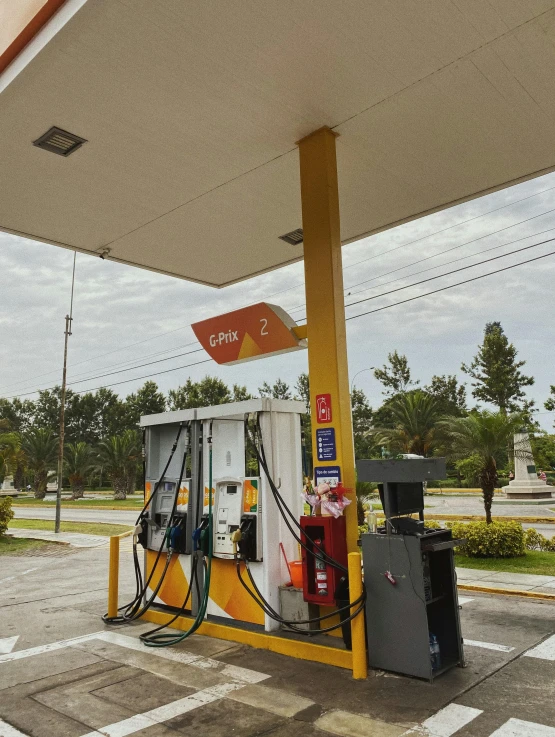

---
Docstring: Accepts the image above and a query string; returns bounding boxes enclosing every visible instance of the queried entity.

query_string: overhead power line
[342,225,555,301]
[286,206,555,313]
[6,243,554,400]
[341,184,555,273]
[345,248,555,322]
[344,236,555,309]
[5,185,554,395]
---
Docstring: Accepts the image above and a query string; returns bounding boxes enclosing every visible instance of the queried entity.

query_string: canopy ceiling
[2,0,555,286]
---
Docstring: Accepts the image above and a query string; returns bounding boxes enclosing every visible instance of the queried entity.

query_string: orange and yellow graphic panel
[192,303,306,365]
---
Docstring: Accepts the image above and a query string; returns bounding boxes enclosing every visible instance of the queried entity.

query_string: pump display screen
[163,482,175,491]
[226,485,237,494]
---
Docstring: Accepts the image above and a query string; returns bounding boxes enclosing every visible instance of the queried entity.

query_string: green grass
[0,536,51,555]
[455,550,555,577]
[9,496,143,508]
[8,519,132,536]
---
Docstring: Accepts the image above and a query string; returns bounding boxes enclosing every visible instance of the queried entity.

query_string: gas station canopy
[2,1,555,287]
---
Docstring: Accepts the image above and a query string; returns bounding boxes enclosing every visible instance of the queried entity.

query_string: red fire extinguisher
[314,538,329,597]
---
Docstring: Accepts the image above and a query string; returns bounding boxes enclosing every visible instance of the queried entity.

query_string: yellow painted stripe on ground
[458,584,555,601]
[377,513,555,524]
[141,610,353,670]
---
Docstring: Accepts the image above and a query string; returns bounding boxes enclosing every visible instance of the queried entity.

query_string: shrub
[524,527,555,553]
[0,497,14,536]
[426,479,459,489]
[450,520,525,558]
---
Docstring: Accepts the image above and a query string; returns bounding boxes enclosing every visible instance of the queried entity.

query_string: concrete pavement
[1,541,555,736]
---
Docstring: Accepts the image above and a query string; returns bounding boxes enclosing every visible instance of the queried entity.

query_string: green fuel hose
[142,433,213,647]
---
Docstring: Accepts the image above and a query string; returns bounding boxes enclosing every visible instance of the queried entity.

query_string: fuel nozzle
[231,528,243,557]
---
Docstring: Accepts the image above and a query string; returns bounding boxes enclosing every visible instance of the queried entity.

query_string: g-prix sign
[192,303,306,365]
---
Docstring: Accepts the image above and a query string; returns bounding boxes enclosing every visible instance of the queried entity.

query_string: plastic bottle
[367,512,378,533]
[429,634,441,670]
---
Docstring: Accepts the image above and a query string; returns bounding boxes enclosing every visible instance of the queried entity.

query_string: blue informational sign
[316,427,337,461]
[314,466,341,488]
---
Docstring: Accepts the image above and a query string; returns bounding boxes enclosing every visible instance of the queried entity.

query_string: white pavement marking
[0,631,106,664]
[80,683,245,737]
[403,704,483,736]
[0,568,39,586]
[463,639,514,653]
[524,634,555,661]
[0,719,29,737]
[457,596,474,606]
[0,630,270,683]
[489,718,555,736]
[0,636,19,655]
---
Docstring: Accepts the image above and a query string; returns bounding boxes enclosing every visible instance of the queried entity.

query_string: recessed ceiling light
[279,228,303,246]
[33,126,87,157]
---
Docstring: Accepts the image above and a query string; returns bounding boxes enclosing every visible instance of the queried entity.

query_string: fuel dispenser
[104,398,363,646]
[140,399,304,632]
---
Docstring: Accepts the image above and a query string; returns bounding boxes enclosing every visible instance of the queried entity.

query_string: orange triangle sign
[238,332,264,361]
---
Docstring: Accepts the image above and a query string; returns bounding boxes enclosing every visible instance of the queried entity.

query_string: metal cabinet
[361,529,465,681]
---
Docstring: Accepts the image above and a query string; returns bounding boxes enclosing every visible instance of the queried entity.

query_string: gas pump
[104,398,364,645]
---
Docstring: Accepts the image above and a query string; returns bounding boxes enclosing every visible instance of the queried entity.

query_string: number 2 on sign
[260,318,268,336]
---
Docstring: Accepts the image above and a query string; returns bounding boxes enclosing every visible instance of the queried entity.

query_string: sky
[1,171,555,430]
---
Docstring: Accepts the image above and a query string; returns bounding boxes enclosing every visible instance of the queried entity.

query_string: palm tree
[372,390,443,457]
[97,430,141,500]
[439,411,524,523]
[65,442,95,500]
[21,428,58,499]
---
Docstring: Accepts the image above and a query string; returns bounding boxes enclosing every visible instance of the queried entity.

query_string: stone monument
[505,430,552,499]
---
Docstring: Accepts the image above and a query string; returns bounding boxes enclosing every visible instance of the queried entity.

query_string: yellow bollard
[348,551,367,679]
[107,535,120,619]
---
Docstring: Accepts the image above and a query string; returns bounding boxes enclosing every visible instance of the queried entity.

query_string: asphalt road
[12,505,555,537]
[13,506,137,526]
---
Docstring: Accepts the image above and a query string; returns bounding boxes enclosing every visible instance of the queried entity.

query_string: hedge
[450,520,525,558]
[0,497,14,536]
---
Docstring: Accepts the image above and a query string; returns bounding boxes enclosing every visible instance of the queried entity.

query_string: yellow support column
[297,126,357,553]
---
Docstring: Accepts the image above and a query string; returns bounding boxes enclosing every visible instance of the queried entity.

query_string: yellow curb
[427,488,504,495]
[140,609,353,670]
[376,513,555,524]
[458,583,555,601]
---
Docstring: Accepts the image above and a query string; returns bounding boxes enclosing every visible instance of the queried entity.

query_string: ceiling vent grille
[279,228,303,246]
[33,127,87,157]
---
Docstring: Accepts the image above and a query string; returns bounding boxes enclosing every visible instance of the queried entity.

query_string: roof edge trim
[0,0,88,92]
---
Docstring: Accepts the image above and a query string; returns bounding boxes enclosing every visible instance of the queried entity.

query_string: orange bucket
[289,560,304,588]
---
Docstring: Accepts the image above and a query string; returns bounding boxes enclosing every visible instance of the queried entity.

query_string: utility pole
[54,253,76,534]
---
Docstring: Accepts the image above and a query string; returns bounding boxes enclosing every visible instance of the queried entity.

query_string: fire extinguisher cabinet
[300,516,348,605]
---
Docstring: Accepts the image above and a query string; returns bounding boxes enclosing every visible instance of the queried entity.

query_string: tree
[425,375,467,416]
[373,351,418,396]
[461,323,534,414]
[439,411,524,523]
[295,374,310,413]
[97,430,141,499]
[259,379,292,400]
[351,388,375,459]
[21,428,58,499]
[168,376,232,409]
[0,398,35,433]
[65,442,95,499]
[530,434,555,471]
[125,381,166,427]
[371,390,442,457]
[231,385,253,402]
[0,431,21,484]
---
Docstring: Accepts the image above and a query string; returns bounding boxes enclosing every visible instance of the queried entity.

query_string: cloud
[1,171,555,430]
